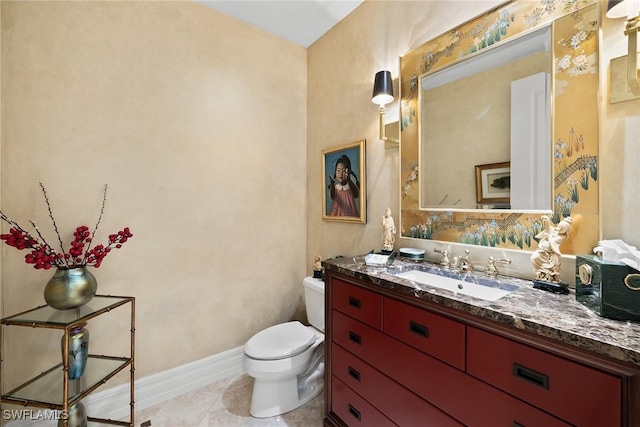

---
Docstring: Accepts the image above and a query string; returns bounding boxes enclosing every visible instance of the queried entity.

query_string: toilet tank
[303,277,325,332]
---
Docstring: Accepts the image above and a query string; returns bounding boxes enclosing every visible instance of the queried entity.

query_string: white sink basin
[395,270,517,302]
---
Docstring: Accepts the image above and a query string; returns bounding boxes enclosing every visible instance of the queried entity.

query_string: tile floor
[132,374,324,427]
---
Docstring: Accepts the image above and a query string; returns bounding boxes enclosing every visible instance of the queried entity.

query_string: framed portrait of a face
[322,139,366,223]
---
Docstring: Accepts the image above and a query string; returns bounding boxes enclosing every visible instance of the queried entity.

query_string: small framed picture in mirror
[475,162,510,205]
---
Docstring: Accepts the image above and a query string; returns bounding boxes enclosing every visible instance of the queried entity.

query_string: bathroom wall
[308,1,640,277]
[0,1,307,390]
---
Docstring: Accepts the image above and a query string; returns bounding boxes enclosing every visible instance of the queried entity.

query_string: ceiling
[197,0,365,48]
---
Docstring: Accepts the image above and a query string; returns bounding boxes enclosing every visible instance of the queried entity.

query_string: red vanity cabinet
[324,270,640,427]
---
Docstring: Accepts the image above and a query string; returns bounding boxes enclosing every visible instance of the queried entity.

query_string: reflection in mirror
[420,26,552,211]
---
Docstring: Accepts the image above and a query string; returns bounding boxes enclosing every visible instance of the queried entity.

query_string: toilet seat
[245,321,317,360]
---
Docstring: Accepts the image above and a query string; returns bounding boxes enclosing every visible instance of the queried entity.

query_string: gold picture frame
[322,139,366,223]
[475,162,510,205]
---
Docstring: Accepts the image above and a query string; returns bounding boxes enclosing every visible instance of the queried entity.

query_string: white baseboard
[3,346,245,426]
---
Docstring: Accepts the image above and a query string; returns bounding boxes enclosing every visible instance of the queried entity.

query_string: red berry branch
[0,184,133,270]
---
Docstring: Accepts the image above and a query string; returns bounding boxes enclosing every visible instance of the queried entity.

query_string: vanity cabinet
[324,272,640,427]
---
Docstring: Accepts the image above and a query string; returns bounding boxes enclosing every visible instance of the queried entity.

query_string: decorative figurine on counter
[382,207,396,254]
[531,215,573,294]
[312,255,323,279]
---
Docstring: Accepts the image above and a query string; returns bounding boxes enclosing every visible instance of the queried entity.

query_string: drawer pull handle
[513,363,549,390]
[348,296,362,309]
[409,321,429,338]
[348,366,361,382]
[348,404,361,421]
[349,331,362,345]
[513,422,525,427]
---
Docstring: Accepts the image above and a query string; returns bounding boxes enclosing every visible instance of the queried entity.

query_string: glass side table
[1,295,135,426]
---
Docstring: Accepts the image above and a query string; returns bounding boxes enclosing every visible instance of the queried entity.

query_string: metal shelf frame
[1,295,135,427]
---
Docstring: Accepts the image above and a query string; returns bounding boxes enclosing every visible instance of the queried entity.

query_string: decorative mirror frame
[399,0,599,255]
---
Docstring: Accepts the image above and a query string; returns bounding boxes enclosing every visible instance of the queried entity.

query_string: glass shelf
[87,419,131,426]
[1,296,133,328]
[2,355,131,408]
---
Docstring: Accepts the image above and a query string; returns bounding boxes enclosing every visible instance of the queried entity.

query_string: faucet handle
[485,256,511,277]
[434,247,450,268]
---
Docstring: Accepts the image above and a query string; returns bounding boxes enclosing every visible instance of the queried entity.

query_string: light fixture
[607,0,640,97]
[371,70,399,144]
[607,0,630,18]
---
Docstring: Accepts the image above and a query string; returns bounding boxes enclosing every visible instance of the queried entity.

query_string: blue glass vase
[62,323,89,380]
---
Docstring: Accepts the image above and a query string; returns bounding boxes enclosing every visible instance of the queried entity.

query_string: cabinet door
[332,343,463,427]
[384,297,465,370]
[467,327,621,427]
[332,377,397,427]
[332,278,383,330]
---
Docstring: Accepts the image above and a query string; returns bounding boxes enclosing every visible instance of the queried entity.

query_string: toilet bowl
[243,277,325,418]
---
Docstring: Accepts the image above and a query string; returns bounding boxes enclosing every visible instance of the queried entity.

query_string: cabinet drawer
[332,278,383,329]
[332,309,385,361]
[332,343,463,427]
[331,376,396,427]
[467,327,621,427]
[384,297,465,370]
[456,374,573,427]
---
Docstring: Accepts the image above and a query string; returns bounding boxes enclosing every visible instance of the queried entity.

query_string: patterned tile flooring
[132,374,324,427]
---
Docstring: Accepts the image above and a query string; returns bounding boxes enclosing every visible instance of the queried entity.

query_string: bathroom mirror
[420,26,552,211]
[399,0,599,254]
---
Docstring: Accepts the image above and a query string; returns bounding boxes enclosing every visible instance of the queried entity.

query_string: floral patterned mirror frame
[399,0,599,255]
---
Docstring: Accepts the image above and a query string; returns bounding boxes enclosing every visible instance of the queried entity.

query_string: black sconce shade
[607,0,628,18]
[372,70,394,107]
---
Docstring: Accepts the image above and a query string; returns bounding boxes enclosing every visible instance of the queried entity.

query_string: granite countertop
[323,254,640,367]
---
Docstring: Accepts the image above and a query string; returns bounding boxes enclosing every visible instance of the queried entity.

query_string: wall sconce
[371,70,399,144]
[607,0,640,98]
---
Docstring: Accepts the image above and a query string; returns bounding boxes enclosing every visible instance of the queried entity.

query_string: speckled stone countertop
[323,255,640,367]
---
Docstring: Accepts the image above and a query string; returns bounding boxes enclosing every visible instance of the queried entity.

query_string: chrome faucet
[434,247,450,268]
[484,256,511,277]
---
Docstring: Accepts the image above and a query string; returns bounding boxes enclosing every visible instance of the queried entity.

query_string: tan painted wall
[0,0,307,390]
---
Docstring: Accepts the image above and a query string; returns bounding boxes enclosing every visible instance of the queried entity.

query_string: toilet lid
[245,321,317,360]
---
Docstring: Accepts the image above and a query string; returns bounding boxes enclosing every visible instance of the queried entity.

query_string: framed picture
[322,139,366,223]
[475,162,510,204]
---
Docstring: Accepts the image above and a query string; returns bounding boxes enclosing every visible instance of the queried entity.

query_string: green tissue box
[575,255,640,322]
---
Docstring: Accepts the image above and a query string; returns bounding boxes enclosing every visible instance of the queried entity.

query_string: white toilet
[243,276,325,418]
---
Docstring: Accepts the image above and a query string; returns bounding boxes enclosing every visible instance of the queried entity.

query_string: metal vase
[58,401,87,427]
[62,323,89,380]
[44,267,97,310]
